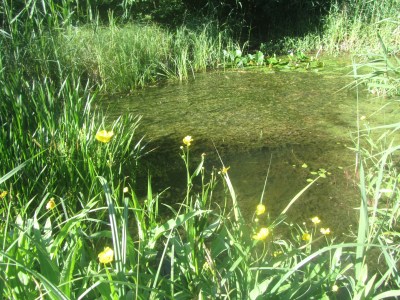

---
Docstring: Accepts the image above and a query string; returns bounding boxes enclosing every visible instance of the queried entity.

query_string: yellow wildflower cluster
[98,247,114,264]
[310,216,331,236]
[0,191,8,199]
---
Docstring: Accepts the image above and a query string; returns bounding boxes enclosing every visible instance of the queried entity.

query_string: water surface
[102,62,396,236]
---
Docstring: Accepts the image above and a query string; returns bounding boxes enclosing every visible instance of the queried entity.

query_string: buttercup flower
[0,191,8,199]
[253,227,269,241]
[302,232,311,242]
[123,187,129,193]
[95,130,114,143]
[332,284,339,292]
[320,228,331,235]
[256,204,266,215]
[183,135,193,146]
[98,247,114,264]
[221,166,230,175]
[46,198,56,210]
[311,216,321,225]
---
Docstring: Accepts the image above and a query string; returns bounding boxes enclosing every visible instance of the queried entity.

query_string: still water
[102,61,393,236]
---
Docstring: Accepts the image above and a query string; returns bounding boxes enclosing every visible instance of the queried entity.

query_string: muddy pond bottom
[102,65,398,236]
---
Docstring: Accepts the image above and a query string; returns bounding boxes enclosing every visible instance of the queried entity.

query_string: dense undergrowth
[1,0,400,299]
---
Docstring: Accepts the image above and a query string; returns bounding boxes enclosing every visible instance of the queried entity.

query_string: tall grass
[0,0,233,212]
[1,1,232,94]
[321,0,400,54]
[58,22,231,92]
[274,0,399,55]
[2,116,400,298]
[0,1,145,213]
[0,65,143,210]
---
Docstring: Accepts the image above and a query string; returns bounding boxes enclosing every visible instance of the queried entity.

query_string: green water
[102,60,397,237]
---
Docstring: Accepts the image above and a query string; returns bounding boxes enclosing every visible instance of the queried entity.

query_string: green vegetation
[1,0,400,299]
[276,0,400,55]
[222,47,325,71]
[59,22,231,91]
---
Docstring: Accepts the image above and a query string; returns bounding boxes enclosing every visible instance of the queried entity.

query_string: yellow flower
[332,284,339,292]
[320,228,331,235]
[256,204,266,215]
[311,216,321,225]
[221,166,230,174]
[46,198,56,210]
[98,247,114,264]
[273,250,283,257]
[123,187,129,193]
[0,191,8,199]
[182,135,193,146]
[302,232,311,242]
[253,227,269,241]
[95,130,114,143]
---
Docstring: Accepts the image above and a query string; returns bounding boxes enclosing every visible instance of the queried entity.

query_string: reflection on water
[102,63,395,236]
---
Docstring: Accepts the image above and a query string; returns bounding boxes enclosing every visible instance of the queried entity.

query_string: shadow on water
[101,60,396,237]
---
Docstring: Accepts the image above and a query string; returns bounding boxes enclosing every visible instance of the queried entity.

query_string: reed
[58,22,232,92]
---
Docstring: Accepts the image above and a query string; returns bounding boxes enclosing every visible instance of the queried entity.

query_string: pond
[102,59,395,238]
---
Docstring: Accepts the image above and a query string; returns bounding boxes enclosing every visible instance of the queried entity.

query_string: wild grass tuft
[272,0,400,55]
[58,22,232,92]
